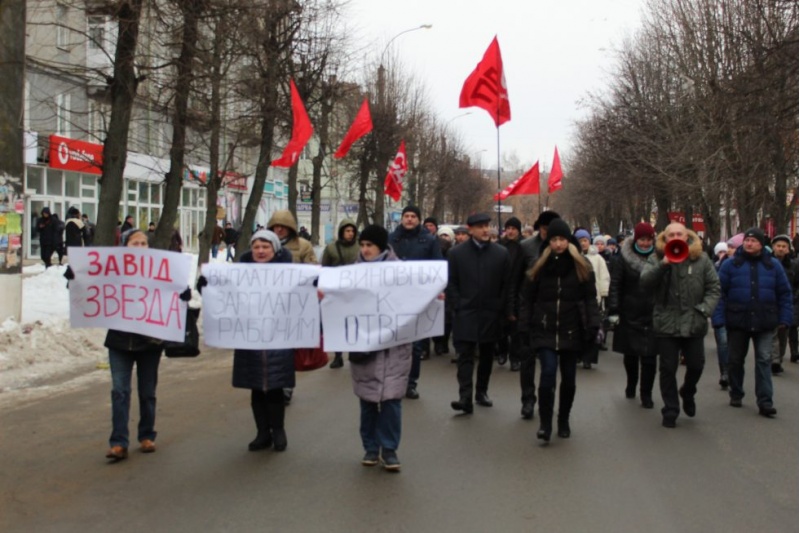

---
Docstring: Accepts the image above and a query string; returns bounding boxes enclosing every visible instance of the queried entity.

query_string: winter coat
[104,329,164,354]
[37,208,57,246]
[224,227,238,246]
[211,225,225,245]
[321,218,359,267]
[169,229,183,252]
[268,210,317,264]
[520,234,546,270]
[778,254,799,326]
[499,236,525,316]
[640,230,720,338]
[64,218,87,248]
[349,248,413,403]
[52,215,64,246]
[607,237,657,356]
[712,247,793,332]
[584,247,610,302]
[447,238,511,343]
[519,248,601,352]
[231,246,296,391]
[388,225,443,261]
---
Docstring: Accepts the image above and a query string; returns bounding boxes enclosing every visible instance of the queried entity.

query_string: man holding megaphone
[640,223,720,429]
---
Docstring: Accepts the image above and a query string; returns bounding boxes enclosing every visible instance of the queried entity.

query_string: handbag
[164,307,201,358]
[294,336,328,371]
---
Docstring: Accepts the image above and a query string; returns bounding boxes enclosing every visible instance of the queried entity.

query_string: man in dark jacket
[714,228,793,418]
[448,213,511,413]
[497,217,525,372]
[37,207,57,267]
[121,215,135,233]
[224,222,238,262]
[81,214,95,246]
[641,223,720,428]
[389,205,443,399]
[770,234,799,370]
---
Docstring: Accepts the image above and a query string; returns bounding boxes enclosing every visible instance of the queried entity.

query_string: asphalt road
[1,334,797,533]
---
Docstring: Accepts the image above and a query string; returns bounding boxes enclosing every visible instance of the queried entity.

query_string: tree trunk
[153,0,204,250]
[95,0,143,246]
[310,87,332,246]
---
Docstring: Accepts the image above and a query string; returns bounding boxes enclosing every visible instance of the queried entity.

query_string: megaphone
[665,239,689,263]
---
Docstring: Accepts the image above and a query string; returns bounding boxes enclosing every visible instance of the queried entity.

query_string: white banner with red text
[68,247,192,342]
[200,262,321,350]
[318,260,447,352]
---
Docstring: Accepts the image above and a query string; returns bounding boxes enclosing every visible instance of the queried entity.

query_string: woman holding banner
[231,229,296,452]
[100,229,191,461]
[342,225,412,471]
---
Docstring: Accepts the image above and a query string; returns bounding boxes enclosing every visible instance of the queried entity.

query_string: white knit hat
[250,229,281,252]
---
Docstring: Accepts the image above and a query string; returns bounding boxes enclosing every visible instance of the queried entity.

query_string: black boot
[268,401,288,451]
[248,393,272,451]
[557,417,571,439]
[537,385,554,442]
[640,361,656,409]
[537,417,552,442]
[329,353,344,369]
[623,354,639,398]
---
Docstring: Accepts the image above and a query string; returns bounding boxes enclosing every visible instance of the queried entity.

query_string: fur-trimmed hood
[654,229,704,261]
[619,236,654,273]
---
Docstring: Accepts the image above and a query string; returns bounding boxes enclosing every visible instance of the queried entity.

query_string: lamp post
[376,24,431,227]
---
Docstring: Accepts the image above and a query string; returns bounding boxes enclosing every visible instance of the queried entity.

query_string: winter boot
[329,353,344,369]
[268,402,288,451]
[537,385,554,442]
[623,354,639,398]
[248,395,272,451]
[640,361,656,409]
[557,416,571,439]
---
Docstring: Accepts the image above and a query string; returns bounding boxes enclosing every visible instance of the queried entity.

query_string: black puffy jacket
[607,237,656,356]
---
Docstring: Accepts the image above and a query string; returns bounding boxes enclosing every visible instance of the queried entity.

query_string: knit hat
[743,227,766,247]
[546,218,572,243]
[714,242,728,256]
[533,211,560,230]
[121,228,146,246]
[727,233,744,248]
[772,234,792,249]
[437,226,455,240]
[402,205,421,219]
[574,229,591,241]
[633,222,655,241]
[423,216,438,229]
[504,217,522,232]
[607,238,617,246]
[359,224,389,252]
[250,229,282,252]
[593,235,607,245]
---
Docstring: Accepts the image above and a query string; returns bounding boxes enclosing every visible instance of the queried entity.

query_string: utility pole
[0,0,27,321]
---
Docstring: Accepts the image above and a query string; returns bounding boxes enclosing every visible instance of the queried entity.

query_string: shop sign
[48,135,103,175]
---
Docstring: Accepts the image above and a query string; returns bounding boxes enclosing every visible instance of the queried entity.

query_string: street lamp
[377,24,432,227]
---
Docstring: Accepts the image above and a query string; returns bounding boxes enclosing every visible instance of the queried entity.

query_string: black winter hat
[545,218,572,243]
[423,216,438,229]
[504,217,522,232]
[533,211,560,230]
[359,224,389,252]
[744,227,766,247]
[402,205,421,219]
[772,234,792,249]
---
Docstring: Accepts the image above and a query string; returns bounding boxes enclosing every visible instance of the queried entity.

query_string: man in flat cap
[448,213,511,413]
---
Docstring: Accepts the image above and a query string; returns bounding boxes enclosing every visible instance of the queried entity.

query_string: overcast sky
[347,0,646,171]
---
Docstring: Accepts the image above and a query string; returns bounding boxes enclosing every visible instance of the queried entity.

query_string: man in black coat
[497,217,525,371]
[448,213,511,413]
[388,205,443,400]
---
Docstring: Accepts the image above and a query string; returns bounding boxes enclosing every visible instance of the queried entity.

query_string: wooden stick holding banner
[68,247,192,342]
[201,263,321,349]
[318,260,447,352]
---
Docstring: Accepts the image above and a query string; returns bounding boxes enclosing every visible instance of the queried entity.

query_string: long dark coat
[520,250,601,353]
[231,247,297,391]
[447,238,510,343]
[607,237,657,357]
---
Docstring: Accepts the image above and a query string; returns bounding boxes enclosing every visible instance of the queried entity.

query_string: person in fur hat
[640,223,720,428]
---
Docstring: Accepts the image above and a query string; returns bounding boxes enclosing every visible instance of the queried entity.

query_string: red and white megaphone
[665,239,689,263]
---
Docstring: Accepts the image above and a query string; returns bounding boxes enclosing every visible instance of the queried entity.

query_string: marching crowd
[54,205,798,472]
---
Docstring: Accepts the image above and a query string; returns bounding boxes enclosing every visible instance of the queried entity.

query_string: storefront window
[26,167,43,193]
[65,172,80,197]
[47,170,63,196]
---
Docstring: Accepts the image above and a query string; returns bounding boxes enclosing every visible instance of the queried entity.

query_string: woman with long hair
[520,219,601,443]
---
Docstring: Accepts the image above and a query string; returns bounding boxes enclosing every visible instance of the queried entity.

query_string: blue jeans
[727,329,774,407]
[226,245,235,262]
[714,326,729,374]
[108,348,162,448]
[211,243,220,258]
[359,399,402,452]
[536,347,578,421]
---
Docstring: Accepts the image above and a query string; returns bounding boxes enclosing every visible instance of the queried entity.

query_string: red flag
[334,98,373,159]
[384,141,407,201]
[272,79,314,168]
[548,146,563,193]
[459,36,511,127]
[493,161,540,200]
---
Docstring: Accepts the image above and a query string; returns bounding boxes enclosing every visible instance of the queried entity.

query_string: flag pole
[496,126,501,232]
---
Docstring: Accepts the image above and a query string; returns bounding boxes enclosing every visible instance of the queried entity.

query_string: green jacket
[321,218,359,267]
[640,230,720,338]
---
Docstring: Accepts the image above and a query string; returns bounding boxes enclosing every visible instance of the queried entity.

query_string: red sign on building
[667,212,706,236]
[48,135,103,175]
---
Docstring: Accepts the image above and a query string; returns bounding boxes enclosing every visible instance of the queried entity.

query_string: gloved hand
[595,328,605,345]
[196,275,208,294]
[63,265,75,281]
[180,287,192,302]
[607,315,620,327]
